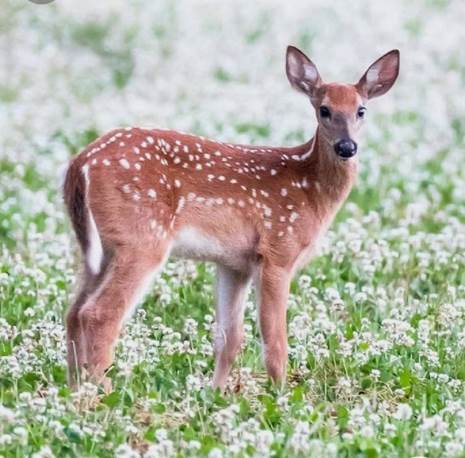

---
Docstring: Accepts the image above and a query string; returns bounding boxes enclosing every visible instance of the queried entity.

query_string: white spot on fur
[119,158,130,169]
[289,212,299,223]
[175,197,186,214]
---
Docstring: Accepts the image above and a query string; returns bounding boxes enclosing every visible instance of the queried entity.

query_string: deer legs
[257,262,290,385]
[67,246,168,389]
[212,261,290,391]
[66,266,104,387]
[212,265,252,391]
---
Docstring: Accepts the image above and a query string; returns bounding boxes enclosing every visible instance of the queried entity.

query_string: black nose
[334,139,357,159]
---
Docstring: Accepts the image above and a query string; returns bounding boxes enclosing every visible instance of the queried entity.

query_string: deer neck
[292,128,358,215]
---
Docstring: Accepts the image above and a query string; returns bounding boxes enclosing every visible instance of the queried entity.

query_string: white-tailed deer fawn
[64,46,399,391]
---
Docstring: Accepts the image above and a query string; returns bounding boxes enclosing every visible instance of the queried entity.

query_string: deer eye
[319,106,331,119]
[357,107,366,118]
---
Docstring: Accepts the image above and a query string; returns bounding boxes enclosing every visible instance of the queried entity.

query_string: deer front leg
[212,265,252,391]
[258,262,291,385]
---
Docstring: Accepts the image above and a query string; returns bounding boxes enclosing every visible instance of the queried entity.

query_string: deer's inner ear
[286,46,321,97]
[357,50,400,99]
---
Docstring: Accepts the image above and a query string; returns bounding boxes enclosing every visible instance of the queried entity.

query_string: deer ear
[286,46,321,97]
[357,50,400,99]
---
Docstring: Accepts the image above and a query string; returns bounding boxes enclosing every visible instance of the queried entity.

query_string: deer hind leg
[66,260,110,388]
[77,244,169,388]
[212,265,252,391]
[257,262,291,385]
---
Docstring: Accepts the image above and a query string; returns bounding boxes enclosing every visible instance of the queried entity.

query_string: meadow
[1,0,465,456]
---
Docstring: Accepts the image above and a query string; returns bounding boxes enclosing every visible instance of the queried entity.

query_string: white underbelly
[171,226,249,270]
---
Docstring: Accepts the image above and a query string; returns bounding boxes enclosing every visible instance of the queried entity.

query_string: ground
[1,0,465,457]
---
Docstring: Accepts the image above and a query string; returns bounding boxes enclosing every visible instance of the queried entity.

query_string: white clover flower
[393,403,413,421]
[144,435,174,458]
[255,430,274,454]
[288,421,311,453]
[0,405,15,423]
[207,448,223,458]
[185,374,204,392]
[115,444,140,458]
[445,442,463,457]
[421,415,448,435]
[187,440,201,450]
[183,318,198,335]
[31,446,55,458]
[360,425,374,438]
[0,434,13,446]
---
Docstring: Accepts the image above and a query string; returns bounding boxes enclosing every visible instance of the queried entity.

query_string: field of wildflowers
[1,0,465,456]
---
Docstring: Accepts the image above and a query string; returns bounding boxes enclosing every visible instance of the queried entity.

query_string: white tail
[64,46,399,391]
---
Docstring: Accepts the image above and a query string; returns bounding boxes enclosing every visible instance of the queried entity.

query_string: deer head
[286,46,400,161]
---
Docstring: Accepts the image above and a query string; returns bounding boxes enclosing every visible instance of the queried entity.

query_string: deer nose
[334,139,357,159]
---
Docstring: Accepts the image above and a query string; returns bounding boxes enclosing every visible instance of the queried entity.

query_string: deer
[63,46,400,392]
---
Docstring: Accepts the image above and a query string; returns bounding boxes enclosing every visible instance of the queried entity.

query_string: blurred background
[1,1,464,159]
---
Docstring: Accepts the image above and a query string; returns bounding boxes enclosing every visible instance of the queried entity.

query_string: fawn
[64,46,399,391]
